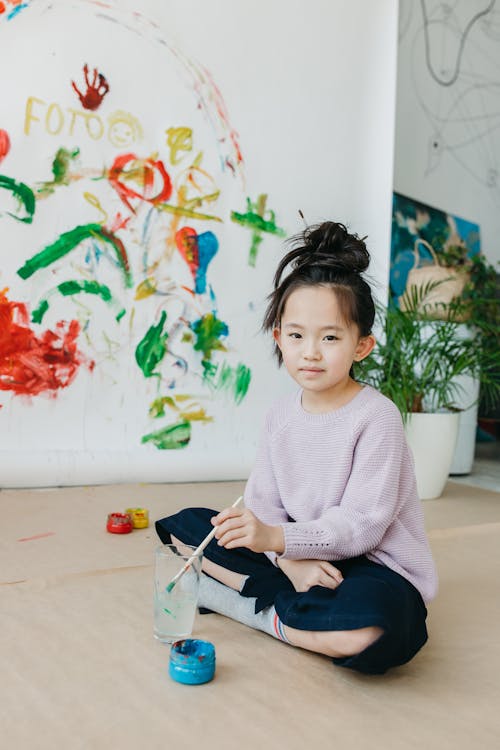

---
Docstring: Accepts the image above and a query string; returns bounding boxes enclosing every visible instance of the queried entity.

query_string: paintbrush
[165,495,243,593]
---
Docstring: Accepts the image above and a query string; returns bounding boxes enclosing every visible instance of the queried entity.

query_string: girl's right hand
[276,558,343,592]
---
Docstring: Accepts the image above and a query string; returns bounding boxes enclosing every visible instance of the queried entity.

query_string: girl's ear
[273,326,282,350]
[354,334,376,362]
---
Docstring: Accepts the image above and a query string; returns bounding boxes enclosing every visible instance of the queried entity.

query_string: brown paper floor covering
[1,480,499,749]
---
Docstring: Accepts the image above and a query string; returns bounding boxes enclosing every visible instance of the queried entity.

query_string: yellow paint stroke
[166,127,193,165]
[84,192,108,225]
[149,394,213,423]
[156,202,222,222]
[179,407,212,422]
[107,110,144,148]
[164,155,221,252]
[102,331,122,364]
[24,96,46,136]
[116,159,150,191]
[135,277,157,300]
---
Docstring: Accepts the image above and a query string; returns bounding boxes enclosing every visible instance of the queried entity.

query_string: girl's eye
[289,332,302,339]
[324,335,338,342]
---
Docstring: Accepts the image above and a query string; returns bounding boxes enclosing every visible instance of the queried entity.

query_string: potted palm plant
[358,289,500,499]
[445,250,500,472]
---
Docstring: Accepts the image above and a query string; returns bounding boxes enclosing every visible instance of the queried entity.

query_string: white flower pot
[449,375,480,475]
[404,412,460,500]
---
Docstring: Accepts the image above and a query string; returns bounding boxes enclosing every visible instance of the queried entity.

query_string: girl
[156,221,438,675]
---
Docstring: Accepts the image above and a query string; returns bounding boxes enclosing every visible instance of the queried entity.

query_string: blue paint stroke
[194,231,218,294]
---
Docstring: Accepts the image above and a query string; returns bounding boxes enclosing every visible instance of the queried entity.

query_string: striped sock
[273,611,290,642]
[198,573,290,643]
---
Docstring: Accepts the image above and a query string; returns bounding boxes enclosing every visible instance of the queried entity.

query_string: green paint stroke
[37,147,80,196]
[135,311,168,378]
[141,420,191,450]
[231,194,286,267]
[32,300,49,324]
[202,360,251,404]
[191,313,228,360]
[17,223,132,287]
[0,175,36,224]
[31,280,125,324]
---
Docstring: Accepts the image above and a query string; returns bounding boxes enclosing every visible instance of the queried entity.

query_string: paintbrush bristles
[165,495,243,593]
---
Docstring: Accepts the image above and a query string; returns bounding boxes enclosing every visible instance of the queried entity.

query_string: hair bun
[299,221,370,274]
[272,221,370,291]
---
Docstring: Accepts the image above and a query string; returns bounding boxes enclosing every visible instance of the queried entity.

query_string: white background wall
[394,0,500,264]
[0,0,398,487]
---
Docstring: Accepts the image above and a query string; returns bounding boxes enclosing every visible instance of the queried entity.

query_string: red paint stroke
[0,129,10,164]
[201,65,244,169]
[108,211,131,234]
[99,226,130,278]
[176,227,199,277]
[71,63,110,111]
[108,153,172,212]
[0,289,93,397]
[0,1,23,15]
[17,531,56,542]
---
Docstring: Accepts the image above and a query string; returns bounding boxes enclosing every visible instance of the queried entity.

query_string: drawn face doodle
[107,111,143,148]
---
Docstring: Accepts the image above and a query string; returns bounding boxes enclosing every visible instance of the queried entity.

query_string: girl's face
[273,285,375,411]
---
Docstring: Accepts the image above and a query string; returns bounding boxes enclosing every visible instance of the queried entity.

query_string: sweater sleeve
[280,406,410,560]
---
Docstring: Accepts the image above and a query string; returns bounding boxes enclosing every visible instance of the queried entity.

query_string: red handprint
[71,64,109,111]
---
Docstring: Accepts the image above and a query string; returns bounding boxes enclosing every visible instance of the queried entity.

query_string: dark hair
[263,221,375,372]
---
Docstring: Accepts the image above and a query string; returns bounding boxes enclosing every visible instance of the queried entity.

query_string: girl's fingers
[217,529,247,548]
[222,537,246,550]
[213,517,246,539]
[320,562,343,584]
[211,508,244,525]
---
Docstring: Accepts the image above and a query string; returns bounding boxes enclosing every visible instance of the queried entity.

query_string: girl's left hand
[211,507,284,554]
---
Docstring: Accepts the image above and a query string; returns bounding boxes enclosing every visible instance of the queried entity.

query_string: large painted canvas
[0,0,399,486]
[390,191,480,300]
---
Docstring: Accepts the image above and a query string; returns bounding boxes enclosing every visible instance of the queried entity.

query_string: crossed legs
[171,535,383,659]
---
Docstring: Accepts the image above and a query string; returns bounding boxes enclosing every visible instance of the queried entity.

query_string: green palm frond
[357,301,500,421]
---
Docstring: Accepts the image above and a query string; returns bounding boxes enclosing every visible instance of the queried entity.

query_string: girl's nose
[303,340,321,359]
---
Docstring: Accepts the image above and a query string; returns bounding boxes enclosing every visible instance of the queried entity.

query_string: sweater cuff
[282,522,332,559]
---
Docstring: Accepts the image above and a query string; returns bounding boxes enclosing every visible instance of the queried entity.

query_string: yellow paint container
[125,507,149,529]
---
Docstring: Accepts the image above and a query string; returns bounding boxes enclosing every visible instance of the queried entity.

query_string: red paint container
[106,512,133,534]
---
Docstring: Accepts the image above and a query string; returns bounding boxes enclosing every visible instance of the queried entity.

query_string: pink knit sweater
[244,385,438,603]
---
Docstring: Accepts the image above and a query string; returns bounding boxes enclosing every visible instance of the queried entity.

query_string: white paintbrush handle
[169,495,243,587]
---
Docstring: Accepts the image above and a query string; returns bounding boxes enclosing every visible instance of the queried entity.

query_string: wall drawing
[0,0,285,459]
[399,0,500,198]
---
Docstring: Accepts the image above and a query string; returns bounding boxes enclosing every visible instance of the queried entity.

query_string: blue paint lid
[169,639,216,685]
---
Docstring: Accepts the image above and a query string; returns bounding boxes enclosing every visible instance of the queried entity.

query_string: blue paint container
[169,639,216,685]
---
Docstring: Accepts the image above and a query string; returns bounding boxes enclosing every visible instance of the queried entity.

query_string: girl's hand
[276,558,343,592]
[211,507,284,554]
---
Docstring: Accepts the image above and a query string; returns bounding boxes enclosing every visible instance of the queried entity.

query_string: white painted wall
[394,0,500,264]
[0,0,398,487]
